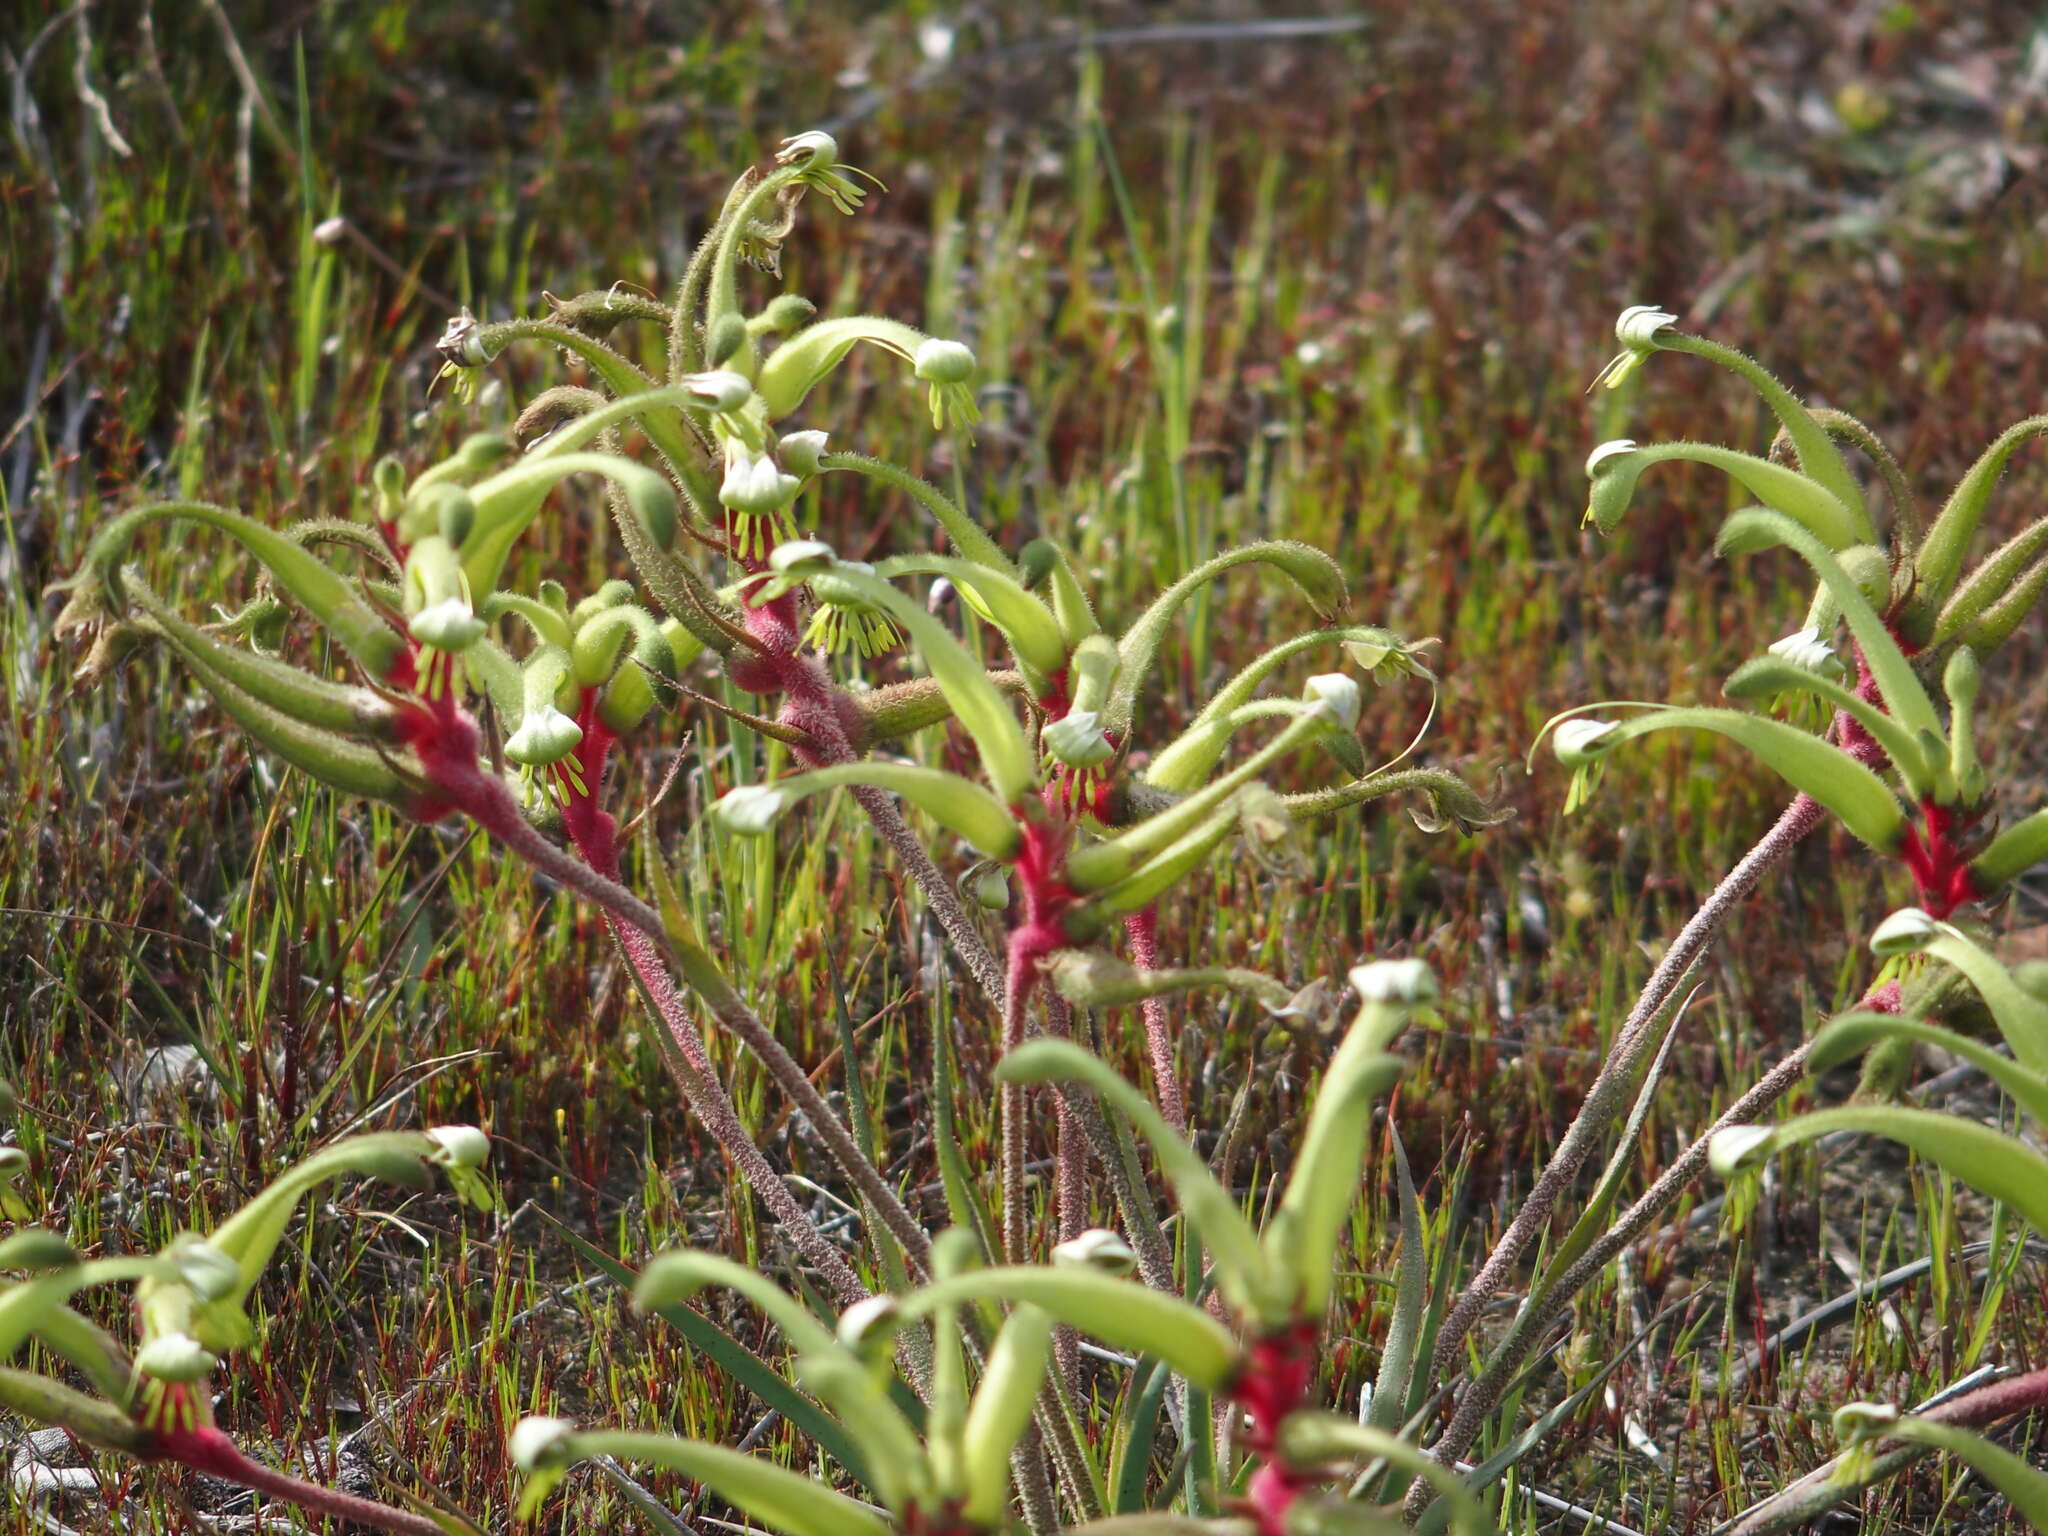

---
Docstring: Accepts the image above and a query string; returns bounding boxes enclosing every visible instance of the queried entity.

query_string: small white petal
[682,369,753,412]
[1870,906,1945,956]
[1706,1125,1775,1177]
[1348,958,1437,1004]
[1585,439,1639,475]
[1614,304,1678,348]
[768,539,836,573]
[426,1125,490,1171]
[716,784,789,836]
[509,1416,578,1471]
[1303,673,1361,730]
[1553,718,1619,766]
[912,337,975,384]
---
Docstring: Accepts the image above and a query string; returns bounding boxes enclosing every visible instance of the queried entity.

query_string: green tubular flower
[958,1304,1053,1528]
[1542,704,1907,851]
[718,441,802,560]
[461,450,681,599]
[1583,438,1865,551]
[1591,307,1871,538]
[872,553,1068,678]
[912,337,979,433]
[82,502,407,681]
[1105,541,1348,736]
[1901,415,2048,647]
[764,544,1037,804]
[1066,696,1339,893]
[402,536,485,653]
[503,648,582,770]
[1020,537,1102,647]
[711,762,1023,860]
[753,315,974,428]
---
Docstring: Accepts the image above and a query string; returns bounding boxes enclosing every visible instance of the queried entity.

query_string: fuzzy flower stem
[1411,881,1895,1514]
[1002,940,1036,1267]
[1124,905,1187,1133]
[1429,793,1826,1378]
[154,1427,450,1536]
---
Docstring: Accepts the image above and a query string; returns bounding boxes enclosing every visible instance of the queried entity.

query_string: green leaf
[1366,1127,1426,1437]
[632,1250,840,1357]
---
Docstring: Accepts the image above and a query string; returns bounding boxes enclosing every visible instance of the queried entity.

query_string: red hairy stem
[1432,792,1827,1377]
[152,1425,449,1536]
[1124,904,1188,1134]
[1412,974,1907,1506]
[1042,991,1086,1389]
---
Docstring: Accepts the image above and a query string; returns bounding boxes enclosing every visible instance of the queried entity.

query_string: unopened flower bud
[1347,958,1437,1004]
[1302,673,1361,730]
[759,294,817,334]
[683,369,754,413]
[1053,1228,1137,1274]
[1552,718,1619,769]
[706,312,749,367]
[509,1415,578,1471]
[971,866,1011,910]
[716,784,789,836]
[778,429,830,478]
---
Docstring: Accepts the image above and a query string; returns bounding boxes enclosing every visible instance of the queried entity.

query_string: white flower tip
[504,707,584,768]
[1870,906,1943,957]
[776,130,839,167]
[835,1295,904,1350]
[135,1332,217,1383]
[768,539,836,573]
[913,337,975,384]
[1706,1125,1775,1177]
[427,1125,490,1171]
[408,599,485,653]
[1614,304,1678,347]
[1044,710,1113,768]
[1348,957,1437,1005]
[1303,673,1362,730]
[1585,439,1639,476]
[778,429,830,477]
[509,1415,578,1471]
[683,369,753,412]
[716,784,789,836]
[1553,718,1619,766]
[1053,1228,1138,1274]
[1767,627,1838,674]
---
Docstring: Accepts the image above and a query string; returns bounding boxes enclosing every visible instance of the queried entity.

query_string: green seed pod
[372,456,407,523]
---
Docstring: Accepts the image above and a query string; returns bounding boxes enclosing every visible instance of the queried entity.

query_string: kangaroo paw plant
[36,136,2048,1536]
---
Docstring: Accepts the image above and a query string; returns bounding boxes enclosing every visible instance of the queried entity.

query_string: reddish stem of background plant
[150,1419,448,1536]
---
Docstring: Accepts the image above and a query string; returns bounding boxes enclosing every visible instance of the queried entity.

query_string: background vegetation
[4,1,2047,1529]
